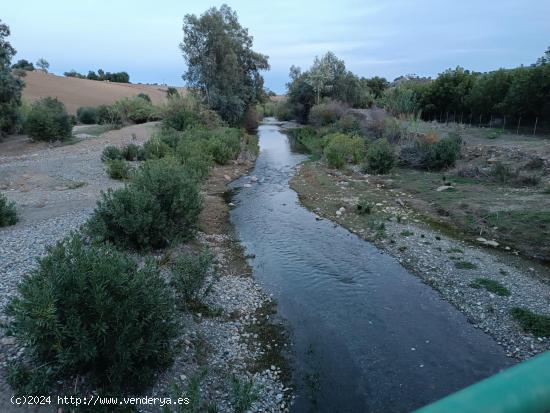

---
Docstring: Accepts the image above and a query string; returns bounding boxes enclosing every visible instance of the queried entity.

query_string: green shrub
[96,104,122,125]
[426,137,461,170]
[400,136,461,171]
[166,87,179,98]
[308,101,346,127]
[364,138,395,174]
[230,376,259,413]
[491,162,514,184]
[207,128,241,164]
[323,133,366,168]
[286,127,322,156]
[25,97,72,141]
[87,186,167,249]
[157,128,185,150]
[113,97,155,124]
[137,92,151,102]
[0,193,18,227]
[176,139,213,181]
[106,159,131,180]
[6,234,177,395]
[382,118,407,144]
[170,250,213,309]
[510,307,550,337]
[101,145,123,162]
[162,96,202,131]
[121,143,140,161]
[469,278,510,296]
[132,158,202,236]
[356,197,374,215]
[76,106,98,124]
[274,101,293,121]
[143,137,172,160]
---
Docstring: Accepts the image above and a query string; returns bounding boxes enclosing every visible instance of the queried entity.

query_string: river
[229,119,511,413]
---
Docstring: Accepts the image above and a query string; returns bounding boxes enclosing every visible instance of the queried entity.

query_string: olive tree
[180,4,269,125]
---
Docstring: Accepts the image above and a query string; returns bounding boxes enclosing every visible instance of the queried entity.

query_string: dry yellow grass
[21,71,186,114]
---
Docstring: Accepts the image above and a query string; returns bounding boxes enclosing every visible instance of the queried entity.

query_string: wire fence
[421,111,550,138]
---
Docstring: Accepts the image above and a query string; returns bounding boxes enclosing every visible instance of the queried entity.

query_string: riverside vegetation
[0,7,291,413]
[280,51,550,359]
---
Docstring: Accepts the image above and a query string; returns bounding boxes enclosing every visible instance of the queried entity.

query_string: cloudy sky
[3,0,549,93]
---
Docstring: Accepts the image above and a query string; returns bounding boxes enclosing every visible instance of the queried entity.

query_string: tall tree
[0,20,24,136]
[36,58,49,72]
[180,4,269,125]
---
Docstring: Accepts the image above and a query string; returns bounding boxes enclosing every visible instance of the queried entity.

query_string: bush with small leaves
[137,92,151,102]
[87,186,167,249]
[207,128,241,164]
[132,158,202,237]
[170,250,213,309]
[143,137,172,160]
[25,97,72,141]
[5,234,178,396]
[121,143,140,161]
[76,106,98,124]
[308,101,347,127]
[400,136,461,171]
[0,193,18,227]
[323,133,366,169]
[101,145,123,162]
[364,138,395,174]
[356,197,374,215]
[106,159,131,180]
[176,139,213,181]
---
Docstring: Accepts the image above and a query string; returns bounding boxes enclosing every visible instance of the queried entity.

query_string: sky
[3,0,550,94]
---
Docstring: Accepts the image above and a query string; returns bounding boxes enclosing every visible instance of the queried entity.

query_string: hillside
[21,71,185,114]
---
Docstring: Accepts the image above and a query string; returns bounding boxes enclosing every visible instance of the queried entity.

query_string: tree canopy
[180,4,269,125]
[0,20,24,136]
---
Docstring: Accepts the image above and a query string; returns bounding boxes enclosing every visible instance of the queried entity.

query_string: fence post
[479,114,482,128]
[469,113,472,128]
[516,117,521,135]
[445,112,449,125]
[533,117,538,136]
[453,111,456,123]
[460,112,463,124]
[489,114,493,128]
[503,115,506,131]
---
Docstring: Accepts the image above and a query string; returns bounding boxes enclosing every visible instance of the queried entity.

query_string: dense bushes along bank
[4,93,258,407]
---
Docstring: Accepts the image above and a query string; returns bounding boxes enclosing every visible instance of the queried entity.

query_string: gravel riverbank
[291,160,550,362]
[0,125,289,412]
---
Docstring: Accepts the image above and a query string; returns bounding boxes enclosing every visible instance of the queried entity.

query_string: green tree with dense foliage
[180,4,269,125]
[0,20,24,136]
[284,52,373,122]
[366,76,389,98]
[25,97,72,141]
[11,59,34,71]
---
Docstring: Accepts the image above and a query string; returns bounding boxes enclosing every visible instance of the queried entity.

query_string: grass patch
[446,247,464,254]
[75,124,114,137]
[400,230,414,237]
[510,307,550,337]
[454,260,478,270]
[469,278,510,296]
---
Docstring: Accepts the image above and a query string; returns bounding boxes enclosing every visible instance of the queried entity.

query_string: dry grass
[22,71,186,114]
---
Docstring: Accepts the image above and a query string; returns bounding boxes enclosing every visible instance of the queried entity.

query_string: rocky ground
[291,160,550,362]
[0,125,289,412]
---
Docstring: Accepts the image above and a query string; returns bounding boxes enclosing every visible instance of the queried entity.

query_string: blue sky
[3,0,550,93]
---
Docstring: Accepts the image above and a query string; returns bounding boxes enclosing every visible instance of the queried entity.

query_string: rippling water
[229,119,511,413]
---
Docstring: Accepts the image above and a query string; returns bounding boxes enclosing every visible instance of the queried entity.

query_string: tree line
[64,68,130,83]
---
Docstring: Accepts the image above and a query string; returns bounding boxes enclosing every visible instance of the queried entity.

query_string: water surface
[229,119,511,413]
